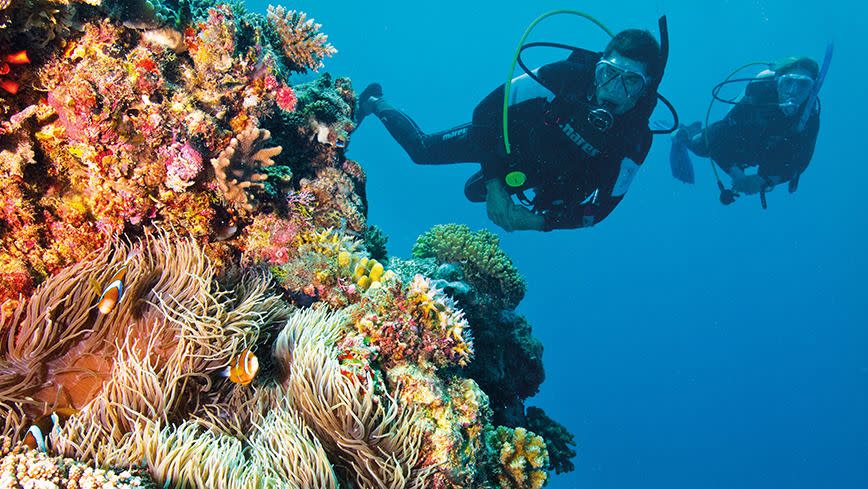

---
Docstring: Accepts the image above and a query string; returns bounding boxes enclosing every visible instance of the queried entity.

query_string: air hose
[502,10,615,155]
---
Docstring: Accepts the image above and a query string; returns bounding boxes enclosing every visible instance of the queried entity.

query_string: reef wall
[0,1,574,487]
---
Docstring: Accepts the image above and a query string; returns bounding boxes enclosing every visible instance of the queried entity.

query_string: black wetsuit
[688,78,820,190]
[370,50,656,231]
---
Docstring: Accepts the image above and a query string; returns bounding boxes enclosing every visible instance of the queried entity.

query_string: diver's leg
[365,95,486,165]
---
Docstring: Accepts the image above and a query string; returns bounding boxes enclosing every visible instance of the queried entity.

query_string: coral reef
[266,5,335,73]
[0,1,574,487]
[525,406,577,475]
[486,426,549,489]
[413,223,527,311]
[0,436,156,488]
[211,125,283,213]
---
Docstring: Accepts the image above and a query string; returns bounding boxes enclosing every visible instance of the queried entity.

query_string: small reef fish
[23,408,78,453]
[96,249,139,314]
[222,349,259,386]
[97,265,129,314]
[0,49,30,95]
[4,50,30,65]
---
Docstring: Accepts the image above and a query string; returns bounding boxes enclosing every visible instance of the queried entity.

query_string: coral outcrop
[413,224,527,311]
[0,0,575,487]
[0,436,156,488]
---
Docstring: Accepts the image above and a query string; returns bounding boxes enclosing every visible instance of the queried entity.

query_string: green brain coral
[412,224,526,310]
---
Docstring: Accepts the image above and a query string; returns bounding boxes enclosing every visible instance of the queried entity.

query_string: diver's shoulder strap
[566,48,602,66]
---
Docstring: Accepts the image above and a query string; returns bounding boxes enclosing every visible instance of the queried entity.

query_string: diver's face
[777,67,815,116]
[594,51,649,115]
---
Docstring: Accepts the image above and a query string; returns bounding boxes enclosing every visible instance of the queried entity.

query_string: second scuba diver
[354,28,670,232]
[671,56,823,204]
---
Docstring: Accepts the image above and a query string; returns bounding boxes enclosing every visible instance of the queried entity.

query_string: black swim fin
[354,83,383,124]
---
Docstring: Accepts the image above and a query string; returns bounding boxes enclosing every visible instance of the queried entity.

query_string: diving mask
[595,58,648,102]
[776,73,814,113]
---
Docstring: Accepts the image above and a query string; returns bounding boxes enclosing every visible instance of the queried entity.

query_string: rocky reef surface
[0,1,575,487]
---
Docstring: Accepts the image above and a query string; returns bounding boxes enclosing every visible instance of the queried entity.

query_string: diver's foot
[355,83,383,124]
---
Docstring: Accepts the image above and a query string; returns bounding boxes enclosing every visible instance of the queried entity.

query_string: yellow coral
[334,247,391,292]
[490,426,550,489]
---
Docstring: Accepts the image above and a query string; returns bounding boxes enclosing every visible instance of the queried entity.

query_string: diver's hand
[507,205,545,231]
[731,174,768,195]
[485,178,514,232]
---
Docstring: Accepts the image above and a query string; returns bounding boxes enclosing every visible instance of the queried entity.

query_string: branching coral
[211,125,283,213]
[274,307,430,488]
[413,224,527,310]
[266,5,335,73]
[525,406,577,475]
[0,436,156,488]
[486,426,550,489]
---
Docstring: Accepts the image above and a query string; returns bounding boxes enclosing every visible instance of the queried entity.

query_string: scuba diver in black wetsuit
[354,26,675,232]
[670,56,826,206]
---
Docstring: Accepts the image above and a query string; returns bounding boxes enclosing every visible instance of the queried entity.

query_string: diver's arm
[485,178,546,232]
[760,112,820,185]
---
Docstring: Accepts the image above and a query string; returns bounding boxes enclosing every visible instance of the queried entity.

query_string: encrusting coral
[0,0,575,486]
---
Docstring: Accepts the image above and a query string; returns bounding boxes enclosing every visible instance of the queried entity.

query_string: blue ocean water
[252,1,868,487]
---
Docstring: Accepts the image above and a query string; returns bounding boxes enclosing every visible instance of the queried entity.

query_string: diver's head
[594,29,662,115]
[773,57,819,115]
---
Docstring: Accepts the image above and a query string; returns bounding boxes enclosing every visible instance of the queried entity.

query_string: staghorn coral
[413,223,527,311]
[211,125,283,213]
[266,5,335,73]
[486,426,549,489]
[0,436,156,488]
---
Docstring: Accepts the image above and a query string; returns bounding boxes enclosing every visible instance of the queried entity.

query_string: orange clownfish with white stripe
[96,249,140,314]
[221,349,259,386]
[23,408,78,453]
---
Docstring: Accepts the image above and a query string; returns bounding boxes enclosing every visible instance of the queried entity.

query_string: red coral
[275,84,297,112]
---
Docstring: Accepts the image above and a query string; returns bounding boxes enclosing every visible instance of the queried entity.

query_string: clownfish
[96,249,140,314]
[23,408,78,453]
[97,265,129,314]
[221,349,259,386]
